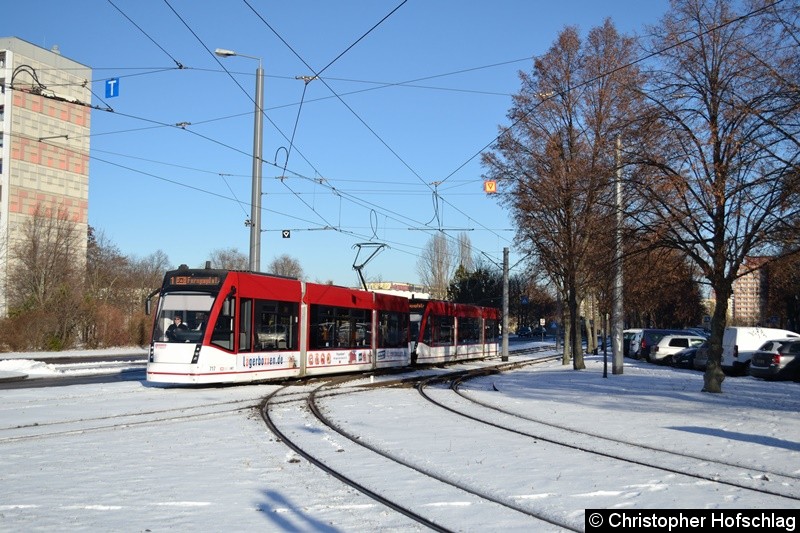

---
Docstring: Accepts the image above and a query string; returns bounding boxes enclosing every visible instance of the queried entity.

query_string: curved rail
[260,353,579,531]
[416,366,800,503]
[260,381,454,532]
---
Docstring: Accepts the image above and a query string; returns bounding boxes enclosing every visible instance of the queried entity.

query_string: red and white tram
[410,298,500,364]
[146,266,498,385]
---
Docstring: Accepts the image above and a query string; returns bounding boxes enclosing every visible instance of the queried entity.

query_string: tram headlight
[191,344,201,364]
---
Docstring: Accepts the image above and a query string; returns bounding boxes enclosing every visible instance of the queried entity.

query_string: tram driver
[166,314,188,341]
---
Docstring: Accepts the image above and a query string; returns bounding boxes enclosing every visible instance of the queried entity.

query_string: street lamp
[215,48,264,272]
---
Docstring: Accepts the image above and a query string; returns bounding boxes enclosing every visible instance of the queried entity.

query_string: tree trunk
[569,284,585,370]
[703,282,730,393]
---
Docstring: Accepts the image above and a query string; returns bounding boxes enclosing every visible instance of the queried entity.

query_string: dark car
[749,338,800,381]
[532,326,547,336]
[671,341,707,369]
[693,342,710,370]
[516,326,532,338]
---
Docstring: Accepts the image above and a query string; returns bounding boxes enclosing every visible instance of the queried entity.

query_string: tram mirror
[222,296,234,317]
[144,287,160,316]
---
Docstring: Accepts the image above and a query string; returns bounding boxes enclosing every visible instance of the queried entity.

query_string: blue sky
[3,1,668,286]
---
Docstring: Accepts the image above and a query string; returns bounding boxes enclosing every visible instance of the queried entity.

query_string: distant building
[731,256,769,326]
[365,281,430,300]
[0,37,92,316]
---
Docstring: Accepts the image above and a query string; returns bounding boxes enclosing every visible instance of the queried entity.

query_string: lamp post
[215,48,264,272]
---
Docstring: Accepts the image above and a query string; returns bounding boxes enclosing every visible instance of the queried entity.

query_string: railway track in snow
[415,367,800,504]
[261,353,576,532]
[0,397,260,443]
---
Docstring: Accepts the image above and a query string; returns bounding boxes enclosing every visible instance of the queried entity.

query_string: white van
[722,326,800,375]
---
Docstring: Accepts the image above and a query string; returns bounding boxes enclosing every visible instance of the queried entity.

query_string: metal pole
[612,136,624,374]
[249,62,264,272]
[603,312,608,378]
[502,247,509,361]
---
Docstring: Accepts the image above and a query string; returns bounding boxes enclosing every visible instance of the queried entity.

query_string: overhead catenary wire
[60,132,460,262]
[41,49,529,255]
[241,0,437,196]
[108,0,186,69]
[238,0,500,260]
[1,65,510,267]
[435,0,788,188]
[38,3,770,273]
[6,11,506,274]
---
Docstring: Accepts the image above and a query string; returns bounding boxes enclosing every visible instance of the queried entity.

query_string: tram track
[260,353,577,532]
[0,397,260,444]
[262,381,453,532]
[416,366,800,504]
[450,373,800,485]
[260,350,798,529]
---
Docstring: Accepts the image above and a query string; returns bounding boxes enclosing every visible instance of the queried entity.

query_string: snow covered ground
[0,345,798,531]
[0,346,147,379]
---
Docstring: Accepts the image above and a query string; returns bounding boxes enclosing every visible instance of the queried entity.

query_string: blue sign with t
[105,78,120,98]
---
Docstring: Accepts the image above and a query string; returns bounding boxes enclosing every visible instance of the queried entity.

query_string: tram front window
[153,293,215,343]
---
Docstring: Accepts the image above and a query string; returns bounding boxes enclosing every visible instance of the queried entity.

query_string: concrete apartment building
[731,256,769,326]
[0,37,92,316]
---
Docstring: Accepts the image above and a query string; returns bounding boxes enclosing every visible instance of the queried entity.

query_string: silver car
[648,334,706,364]
[749,338,800,381]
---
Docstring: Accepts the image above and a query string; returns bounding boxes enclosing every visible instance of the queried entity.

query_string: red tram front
[146,266,410,384]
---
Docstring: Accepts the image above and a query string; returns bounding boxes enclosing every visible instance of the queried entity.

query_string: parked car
[693,342,710,370]
[684,327,710,338]
[671,341,707,369]
[623,329,643,358]
[749,338,800,381]
[721,327,800,375]
[648,334,706,364]
[637,329,688,361]
[516,326,532,338]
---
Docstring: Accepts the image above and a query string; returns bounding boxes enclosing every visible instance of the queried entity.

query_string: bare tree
[129,250,171,295]
[483,20,641,369]
[268,254,304,278]
[207,247,248,270]
[4,204,84,349]
[417,233,453,299]
[457,232,474,272]
[83,227,130,347]
[629,0,800,392]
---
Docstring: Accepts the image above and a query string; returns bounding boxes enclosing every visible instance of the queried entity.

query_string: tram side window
[239,299,252,352]
[457,317,481,345]
[253,300,298,352]
[433,315,455,346]
[378,310,408,348]
[422,317,432,345]
[485,319,499,342]
[211,294,235,350]
[347,308,370,348]
[310,305,370,349]
[311,305,335,349]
